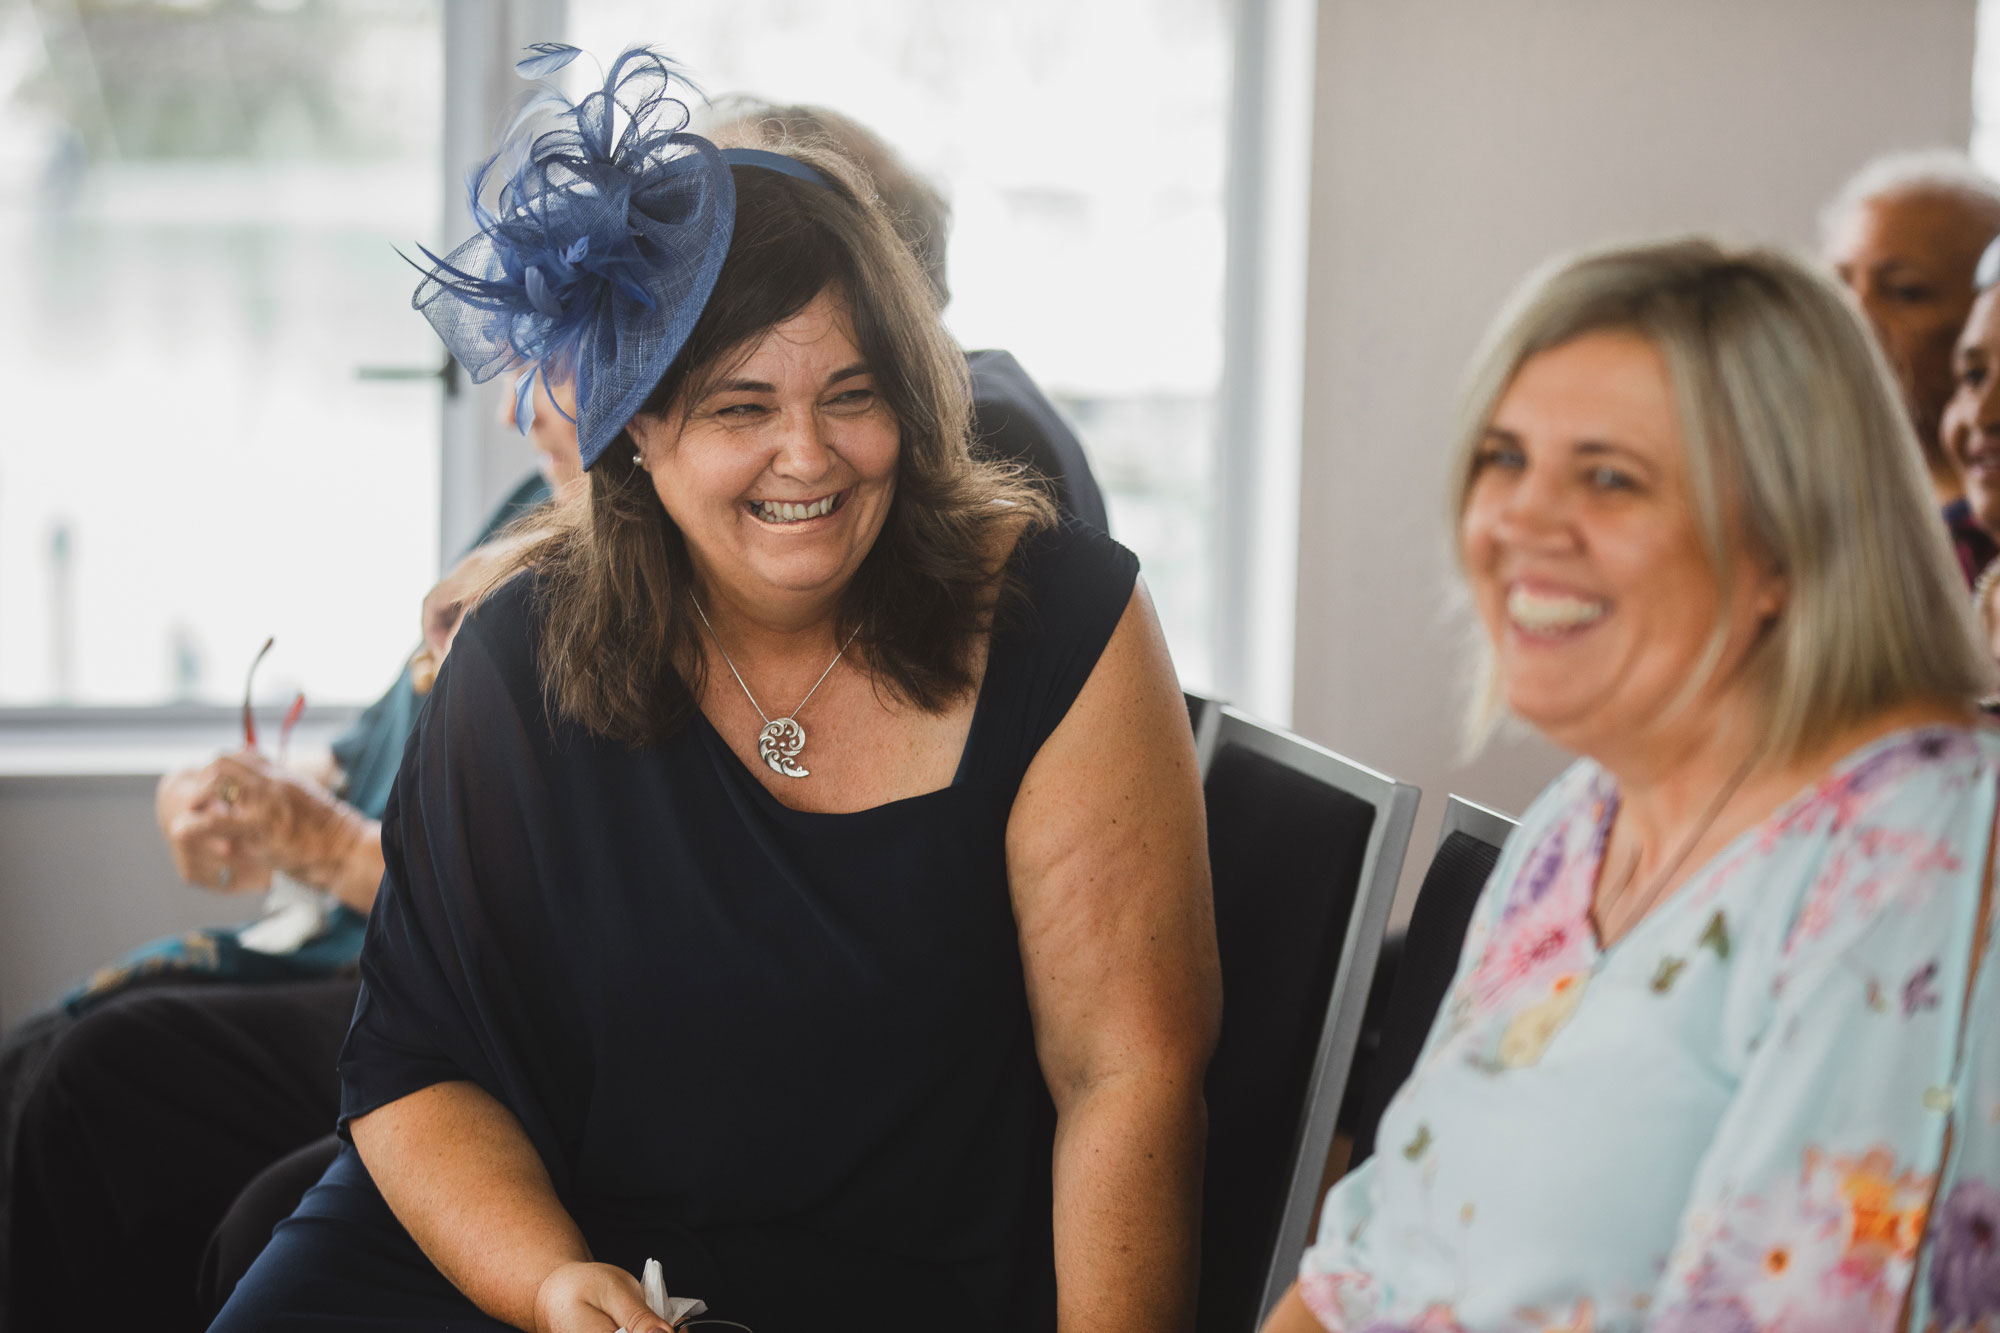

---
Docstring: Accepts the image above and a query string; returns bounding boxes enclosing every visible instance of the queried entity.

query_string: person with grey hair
[702,96,1112,533]
[1263,239,2000,1333]
[1824,149,2000,582]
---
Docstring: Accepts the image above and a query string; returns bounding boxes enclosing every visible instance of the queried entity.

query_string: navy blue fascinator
[410,44,825,471]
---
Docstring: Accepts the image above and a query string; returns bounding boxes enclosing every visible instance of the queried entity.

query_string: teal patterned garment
[1299,726,2000,1333]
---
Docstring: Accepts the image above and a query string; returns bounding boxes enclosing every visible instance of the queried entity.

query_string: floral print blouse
[1298,726,2000,1332]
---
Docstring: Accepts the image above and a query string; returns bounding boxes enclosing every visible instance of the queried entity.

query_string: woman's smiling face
[1459,329,1786,762]
[628,288,900,616]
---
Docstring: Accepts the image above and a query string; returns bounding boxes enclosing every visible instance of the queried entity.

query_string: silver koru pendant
[759,716,810,778]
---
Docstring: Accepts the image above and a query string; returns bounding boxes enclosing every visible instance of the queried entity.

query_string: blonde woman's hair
[1449,237,1992,759]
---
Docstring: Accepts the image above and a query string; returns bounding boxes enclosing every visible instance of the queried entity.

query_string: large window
[0,0,443,708]
[569,0,1230,691]
[1,0,1232,709]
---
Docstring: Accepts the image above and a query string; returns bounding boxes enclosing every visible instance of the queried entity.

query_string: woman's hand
[156,756,274,894]
[533,1262,681,1333]
[156,749,385,912]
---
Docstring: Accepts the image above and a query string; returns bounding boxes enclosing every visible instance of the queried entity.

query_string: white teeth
[1506,586,1607,633]
[753,496,837,523]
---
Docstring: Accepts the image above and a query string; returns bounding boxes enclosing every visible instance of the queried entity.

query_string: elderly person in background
[1824,150,2000,583]
[1262,240,2000,1332]
[702,95,1112,533]
[0,461,549,1332]
[213,46,1216,1333]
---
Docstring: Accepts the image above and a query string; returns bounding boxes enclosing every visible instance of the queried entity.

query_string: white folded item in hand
[631,1257,706,1328]
[236,872,336,955]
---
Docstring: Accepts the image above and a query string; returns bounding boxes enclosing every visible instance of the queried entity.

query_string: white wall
[1292,0,1980,907]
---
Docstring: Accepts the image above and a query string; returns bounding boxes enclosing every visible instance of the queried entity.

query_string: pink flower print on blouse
[1662,1144,1934,1330]
[1299,1269,1386,1331]
[1783,731,1983,840]
[1928,1177,2000,1332]
[1780,829,1963,995]
[1465,883,1594,1021]
[1466,810,1600,1024]
[1650,1292,1758,1333]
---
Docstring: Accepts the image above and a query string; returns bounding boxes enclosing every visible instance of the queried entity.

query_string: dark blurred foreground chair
[1345,794,1516,1168]
[1195,706,1418,1333]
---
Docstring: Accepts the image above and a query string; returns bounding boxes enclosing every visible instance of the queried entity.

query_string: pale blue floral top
[1299,726,2000,1332]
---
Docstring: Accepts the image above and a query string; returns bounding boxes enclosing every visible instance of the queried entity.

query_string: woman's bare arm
[350,1082,676,1333]
[1258,1282,1325,1333]
[1006,580,1223,1332]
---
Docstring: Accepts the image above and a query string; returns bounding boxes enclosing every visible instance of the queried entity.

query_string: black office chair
[1195,707,1418,1333]
[1346,794,1516,1167]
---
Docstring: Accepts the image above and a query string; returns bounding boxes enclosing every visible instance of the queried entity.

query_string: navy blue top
[331,520,1138,1331]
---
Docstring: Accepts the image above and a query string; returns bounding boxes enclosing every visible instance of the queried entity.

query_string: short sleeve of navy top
[336,519,1139,1331]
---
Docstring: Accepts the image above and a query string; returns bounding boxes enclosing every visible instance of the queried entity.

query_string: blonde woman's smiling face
[1459,330,1785,762]
[628,289,900,617]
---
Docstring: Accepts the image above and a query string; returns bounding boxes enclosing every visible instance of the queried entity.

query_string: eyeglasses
[241,636,306,760]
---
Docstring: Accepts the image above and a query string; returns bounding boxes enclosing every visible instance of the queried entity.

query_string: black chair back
[1348,795,1515,1166]
[1195,708,1417,1332]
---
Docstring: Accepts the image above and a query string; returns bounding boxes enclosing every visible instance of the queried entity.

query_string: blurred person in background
[0,428,555,1333]
[1263,239,2000,1332]
[1824,149,2000,584]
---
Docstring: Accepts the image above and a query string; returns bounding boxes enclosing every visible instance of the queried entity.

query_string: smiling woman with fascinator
[210,45,1219,1333]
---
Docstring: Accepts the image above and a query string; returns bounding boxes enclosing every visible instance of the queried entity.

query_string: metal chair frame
[1185,690,1225,773]
[1206,705,1420,1324]
[1438,792,1517,856]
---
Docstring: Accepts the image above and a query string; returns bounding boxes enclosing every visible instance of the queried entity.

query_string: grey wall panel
[0,776,247,1023]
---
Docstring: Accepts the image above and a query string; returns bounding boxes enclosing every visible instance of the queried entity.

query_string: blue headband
[409,45,829,471]
[720,146,829,190]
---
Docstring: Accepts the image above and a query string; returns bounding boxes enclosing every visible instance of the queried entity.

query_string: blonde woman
[1264,241,2000,1332]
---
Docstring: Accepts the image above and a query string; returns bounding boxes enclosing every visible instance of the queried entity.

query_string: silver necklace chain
[1596,743,1764,943]
[689,594,861,780]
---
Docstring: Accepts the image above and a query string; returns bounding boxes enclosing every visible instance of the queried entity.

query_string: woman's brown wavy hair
[479,146,1054,747]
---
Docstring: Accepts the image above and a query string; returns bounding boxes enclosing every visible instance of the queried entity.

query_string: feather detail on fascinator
[407,45,736,470]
